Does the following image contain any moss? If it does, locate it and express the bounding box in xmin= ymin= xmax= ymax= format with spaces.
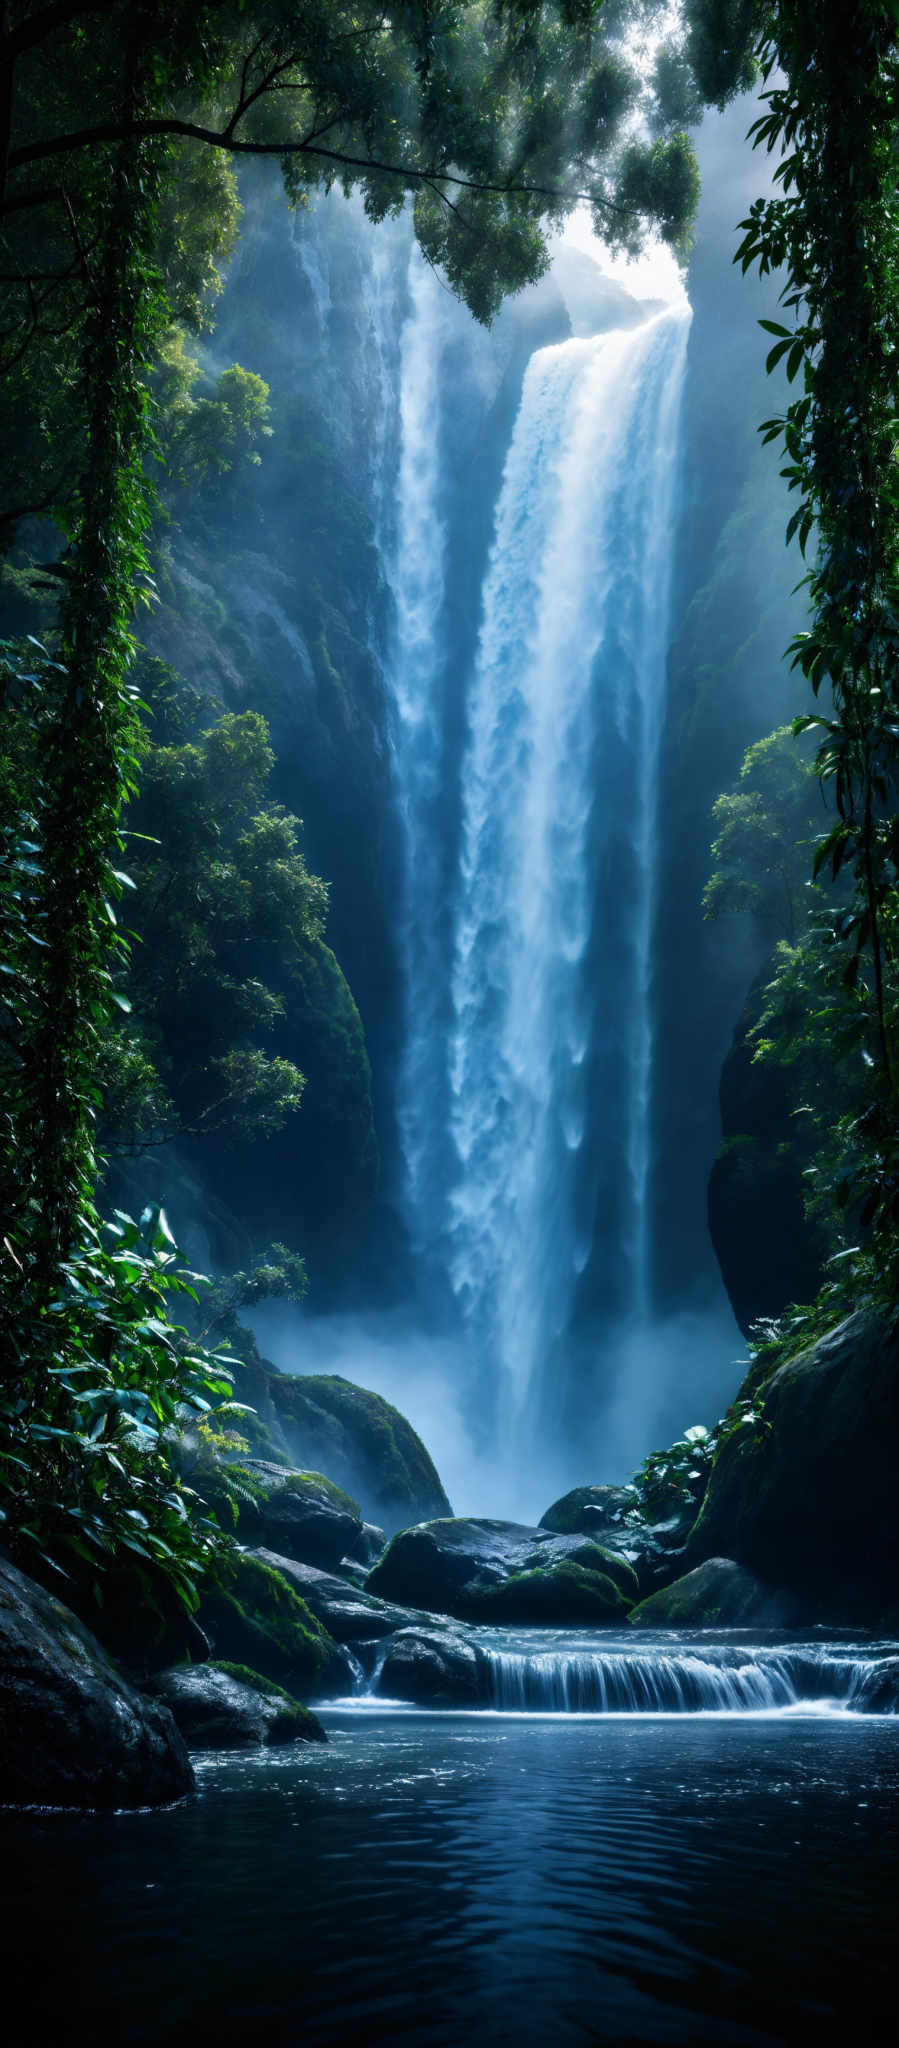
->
xmin=199 ymin=1551 xmax=343 ymax=1697
xmin=195 ymin=1460 xmax=360 ymax=1543
xmin=284 ymin=1470 xmax=360 ymax=1517
xmin=272 ymin=1374 xmax=450 ymax=1524
xmin=473 ymin=1561 xmax=632 ymax=1624
xmin=206 ymin=1660 xmax=325 ymax=1736
xmin=629 ymin=1559 xmax=789 ymax=1628
xmin=208 ymin=1660 xmax=295 ymax=1702
xmin=569 ymin=1544 xmax=640 ymax=1600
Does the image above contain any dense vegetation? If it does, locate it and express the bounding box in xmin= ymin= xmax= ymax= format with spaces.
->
xmin=0 ymin=1 xmax=708 ymax=1609
xmin=1 ymin=0 xmax=898 ymax=1635
xmin=697 ymin=3 xmax=899 ymax=1365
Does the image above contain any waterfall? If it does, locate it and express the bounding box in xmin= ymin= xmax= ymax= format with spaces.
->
xmin=384 ymin=240 xmax=691 ymax=1445
xmin=388 ymin=251 xmax=454 ymax=1261
xmin=447 ymin=307 xmax=691 ymax=1424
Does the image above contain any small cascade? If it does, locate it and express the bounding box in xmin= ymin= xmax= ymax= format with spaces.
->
xmin=482 ymin=1643 xmax=898 ymax=1714
xmin=352 ymin=1634 xmax=899 ymax=1715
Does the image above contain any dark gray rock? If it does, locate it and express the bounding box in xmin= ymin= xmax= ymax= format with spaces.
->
xmin=204 ymin=1459 xmax=362 ymax=1570
xmin=374 ymin=1628 xmax=488 ymax=1707
xmin=628 ymin=1557 xmax=797 ymax=1628
xmin=850 ymin=1657 xmax=899 ymax=1714
xmin=198 ymin=1550 xmax=351 ymax=1696
xmin=0 ymin=1554 xmax=194 ymax=1809
xmin=146 ymin=1663 xmax=326 ymax=1747
xmin=708 ymin=974 xmax=827 ymax=1335
xmin=686 ymin=1308 xmax=899 ymax=1619
xmin=256 ymin=1373 xmax=452 ymax=1533
xmin=344 ymin=1521 xmax=387 ymax=1567
xmin=250 ymin=1547 xmax=420 ymax=1643
xmin=366 ymin=1518 xmax=637 ymax=1623
xmin=539 ymin=1485 xmax=640 ymax=1541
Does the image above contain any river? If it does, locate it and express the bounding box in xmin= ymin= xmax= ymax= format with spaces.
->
xmin=4 ymin=1673 xmax=897 ymax=2046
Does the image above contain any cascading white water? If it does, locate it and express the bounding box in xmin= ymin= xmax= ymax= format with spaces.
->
xmin=381 ymin=229 xmax=693 ymax=1455
xmin=354 ymin=1633 xmax=899 ymax=1714
xmin=388 ymin=252 xmax=453 ymax=1254
xmin=447 ymin=306 xmax=691 ymax=1426
xmin=482 ymin=1643 xmax=896 ymax=1714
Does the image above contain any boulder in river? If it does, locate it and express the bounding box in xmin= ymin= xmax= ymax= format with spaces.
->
xmin=374 ymin=1628 xmax=487 ymax=1707
xmin=685 ymin=1308 xmax=899 ymax=1619
xmin=199 ymin=1459 xmax=362 ymax=1570
xmin=146 ymin=1663 xmax=326 ymax=1748
xmin=0 ymin=1554 xmax=194 ymax=1810
xmin=628 ymin=1557 xmax=797 ymax=1628
xmin=366 ymin=1518 xmax=638 ymax=1622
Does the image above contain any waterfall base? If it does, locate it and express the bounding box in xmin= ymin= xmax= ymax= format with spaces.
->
xmin=346 ymin=1627 xmax=899 ymax=1716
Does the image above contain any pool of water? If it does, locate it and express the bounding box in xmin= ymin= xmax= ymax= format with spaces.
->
xmin=4 ymin=1707 xmax=898 ymax=2046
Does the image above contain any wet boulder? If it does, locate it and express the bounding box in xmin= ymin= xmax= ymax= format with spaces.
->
xmin=374 ymin=1628 xmax=488 ymax=1708
xmin=850 ymin=1657 xmax=899 ymax=1715
xmin=198 ymin=1550 xmax=351 ymax=1697
xmin=258 ymin=1373 xmax=452 ymax=1533
xmin=200 ymin=1460 xmax=362 ymax=1570
xmin=250 ymin=1547 xmax=420 ymax=1643
xmin=0 ymin=1554 xmax=193 ymax=1810
xmin=344 ymin=1521 xmax=387 ymax=1567
xmin=685 ymin=1308 xmax=899 ymax=1620
xmin=146 ymin=1663 xmax=325 ymax=1748
xmin=366 ymin=1518 xmax=638 ymax=1623
xmin=628 ymin=1557 xmax=797 ymax=1628
xmin=539 ymin=1485 xmax=639 ymax=1543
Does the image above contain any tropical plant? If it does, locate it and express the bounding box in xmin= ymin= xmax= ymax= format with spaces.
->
xmin=0 ymin=1201 xmax=234 ymax=1603
xmin=694 ymin=2 xmax=899 ymax=1312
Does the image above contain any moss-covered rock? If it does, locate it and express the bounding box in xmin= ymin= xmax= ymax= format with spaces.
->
xmin=685 ymin=1307 xmax=899 ymax=1620
xmin=628 ymin=1557 xmax=796 ymax=1628
xmin=367 ymin=1518 xmax=637 ymax=1623
xmin=538 ymin=1485 xmax=639 ymax=1540
xmin=473 ymin=1560 xmax=632 ymax=1624
xmin=198 ymin=1551 xmax=349 ymax=1698
xmin=146 ymin=1662 xmax=325 ymax=1748
xmin=249 ymin=1547 xmax=417 ymax=1644
xmin=197 ymin=1459 xmax=362 ymax=1569
xmin=263 ymin=1373 xmax=452 ymax=1533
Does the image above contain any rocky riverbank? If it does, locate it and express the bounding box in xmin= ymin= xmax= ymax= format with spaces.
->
xmin=3 ymin=1307 xmax=897 ymax=1806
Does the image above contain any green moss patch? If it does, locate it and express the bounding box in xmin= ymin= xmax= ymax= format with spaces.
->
xmin=199 ymin=1551 xmax=345 ymax=1698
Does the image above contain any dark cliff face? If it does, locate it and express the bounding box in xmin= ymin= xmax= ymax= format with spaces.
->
xmin=706 ymin=974 xmax=827 ymax=1335
xmin=650 ymin=99 xmax=810 ymax=1322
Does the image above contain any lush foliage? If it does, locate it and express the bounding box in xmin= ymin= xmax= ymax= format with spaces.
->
xmin=0 ymin=1199 xmax=233 ymax=1598
xmin=704 ymin=726 xmax=819 ymax=941
xmin=631 ymin=1423 xmax=716 ymax=1535
xmin=698 ymin=3 xmax=899 ymax=1324
xmin=0 ymin=2 xmax=709 ymax=1595
xmin=98 ymin=672 xmax=327 ymax=1154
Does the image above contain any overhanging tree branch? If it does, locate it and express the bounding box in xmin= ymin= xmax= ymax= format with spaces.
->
xmin=4 ymin=118 xmax=630 ymax=219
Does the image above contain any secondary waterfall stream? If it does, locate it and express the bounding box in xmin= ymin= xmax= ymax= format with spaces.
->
xmin=387 ymin=246 xmax=691 ymax=1446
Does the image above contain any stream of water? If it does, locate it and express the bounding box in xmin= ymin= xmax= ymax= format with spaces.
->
xmin=384 ymin=242 xmax=692 ymax=1457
